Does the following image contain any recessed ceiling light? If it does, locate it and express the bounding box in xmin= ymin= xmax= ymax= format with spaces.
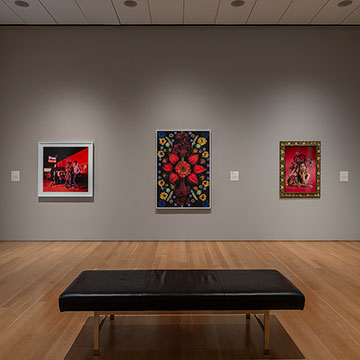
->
xmin=337 ymin=0 xmax=352 ymax=7
xmin=231 ymin=0 xmax=245 ymax=7
xmin=14 ymin=0 xmax=29 ymax=7
xmin=124 ymin=0 xmax=137 ymax=7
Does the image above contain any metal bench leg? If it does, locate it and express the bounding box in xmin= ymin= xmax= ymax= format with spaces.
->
xmin=264 ymin=311 xmax=270 ymax=355
xmin=93 ymin=312 xmax=108 ymax=355
xmin=254 ymin=311 xmax=270 ymax=355
xmin=93 ymin=312 xmax=100 ymax=356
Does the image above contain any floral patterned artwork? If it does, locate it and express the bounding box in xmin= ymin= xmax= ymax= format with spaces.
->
xmin=280 ymin=141 xmax=321 ymax=198
xmin=156 ymin=130 xmax=211 ymax=208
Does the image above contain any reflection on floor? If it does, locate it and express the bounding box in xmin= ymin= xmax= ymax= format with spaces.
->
xmin=65 ymin=314 xmax=304 ymax=360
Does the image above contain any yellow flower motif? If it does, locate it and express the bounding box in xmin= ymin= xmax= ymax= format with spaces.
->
xmin=158 ymin=179 xmax=165 ymax=187
xmin=159 ymin=192 xmax=168 ymax=200
xmin=202 ymin=151 xmax=209 ymax=158
xmin=159 ymin=138 xmax=166 ymax=145
xmin=202 ymin=180 xmax=209 ymax=187
xmin=198 ymin=137 xmax=207 ymax=146
xmin=158 ymin=150 xmax=164 ymax=158
xmin=199 ymin=194 xmax=207 ymax=201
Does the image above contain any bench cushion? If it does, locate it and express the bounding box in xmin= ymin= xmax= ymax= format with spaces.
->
xmin=59 ymin=269 xmax=305 ymax=312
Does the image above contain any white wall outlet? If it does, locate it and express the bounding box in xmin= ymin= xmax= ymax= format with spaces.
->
xmin=230 ymin=171 xmax=239 ymax=182
xmin=339 ymin=171 xmax=349 ymax=182
xmin=11 ymin=170 xmax=20 ymax=182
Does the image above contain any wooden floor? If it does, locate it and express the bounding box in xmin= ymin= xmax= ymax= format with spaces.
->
xmin=0 ymin=241 xmax=359 ymax=360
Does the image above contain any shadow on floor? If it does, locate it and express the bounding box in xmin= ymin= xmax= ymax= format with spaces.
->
xmin=65 ymin=314 xmax=304 ymax=360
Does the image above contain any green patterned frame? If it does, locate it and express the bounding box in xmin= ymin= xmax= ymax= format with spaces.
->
xmin=280 ymin=141 xmax=321 ymax=198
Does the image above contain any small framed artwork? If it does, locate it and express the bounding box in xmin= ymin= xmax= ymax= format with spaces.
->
xmin=280 ymin=141 xmax=321 ymax=198
xmin=38 ymin=142 xmax=93 ymax=197
xmin=156 ymin=130 xmax=211 ymax=209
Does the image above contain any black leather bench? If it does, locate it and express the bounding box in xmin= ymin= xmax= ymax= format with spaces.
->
xmin=59 ymin=269 xmax=305 ymax=355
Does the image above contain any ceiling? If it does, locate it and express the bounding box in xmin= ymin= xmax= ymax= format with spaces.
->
xmin=0 ymin=0 xmax=360 ymax=25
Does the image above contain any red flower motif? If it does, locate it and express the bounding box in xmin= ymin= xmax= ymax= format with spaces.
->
xmin=163 ymin=163 xmax=173 ymax=172
xmin=188 ymin=154 xmax=198 ymax=165
xmin=169 ymin=154 xmax=179 ymax=164
xmin=163 ymin=153 xmax=206 ymax=185
xmin=169 ymin=173 xmax=179 ymax=183
xmin=188 ymin=173 xmax=199 ymax=184
xmin=175 ymin=161 xmax=191 ymax=178
xmin=194 ymin=164 xmax=207 ymax=174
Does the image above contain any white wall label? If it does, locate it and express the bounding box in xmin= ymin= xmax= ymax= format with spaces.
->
xmin=230 ymin=171 xmax=239 ymax=182
xmin=340 ymin=171 xmax=349 ymax=182
xmin=11 ymin=170 xmax=20 ymax=182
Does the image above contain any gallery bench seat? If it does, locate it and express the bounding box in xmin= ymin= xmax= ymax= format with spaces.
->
xmin=59 ymin=269 xmax=305 ymax=355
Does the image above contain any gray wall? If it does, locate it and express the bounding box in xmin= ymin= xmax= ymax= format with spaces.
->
xmin=0 ymin=26 xmax=359 ymax=241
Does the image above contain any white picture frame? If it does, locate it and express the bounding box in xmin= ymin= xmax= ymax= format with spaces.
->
xmin=38 ymin=142 xmax=94 ymax=198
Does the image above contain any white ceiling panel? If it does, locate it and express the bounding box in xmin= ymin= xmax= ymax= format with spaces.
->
xmin=1 ymin=0 xmax=360 ymax=25
xmin=76 ymin=0 xmax=119 ymax=24
xmin=342 ymin=4 xmax=360 ymax=23
xmin=247 ymin=0 xmax=292 ymax=24
xmin=2 ymin=0 xmax=56 ymax=24
xmin=113 ymin=0 xmax=151 ymax=24
xmin=0 ymin=0 xmax=24 ymax=23
xmin=216 ymin=0 xmax=256 ymax=24
xmin=41 ymin=0 xmax=87 ymax=24
xmin=311 ymin=0 xmax=360 ymax=24
xmin=149 ymin=0 xmax=183 ymax=24
xmin=279 ymin=0 xmax=329 ymax=24
xmin=184 ymin=0 xmax=218 ymax=24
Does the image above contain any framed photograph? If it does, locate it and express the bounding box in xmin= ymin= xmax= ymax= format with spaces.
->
xmin=156 ymin=130 xmax=211 ymax=209
xmin=280 ymin=141 xmax=321 ymax=198
xmin=38 ymin=142 xmax=93 ymax=197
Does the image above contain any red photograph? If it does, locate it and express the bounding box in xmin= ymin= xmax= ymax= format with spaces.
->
xmin=38 ymin=142 xmax=93 ymax=197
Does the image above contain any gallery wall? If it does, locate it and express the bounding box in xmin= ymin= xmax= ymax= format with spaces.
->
xmin=0 ymin=26 xmax=359 ymax=241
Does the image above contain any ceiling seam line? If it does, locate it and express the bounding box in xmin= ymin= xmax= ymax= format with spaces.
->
xmin=340 ymin=3 xmax=360 ymax=24
xmin=308 ymin=0 xmax=332 ymax=24
xmin=38 ymin=0 xmax=58 ymax=24
xmin=73 ymin=0 xmax=89 ymax=23
xmin=246 ymin=0 xmax=259 ymax=25
xmin=110 ymin=0 xmax=121 ymax=25
xmin=213 ymin=0 xmax=222 ymax=25
xmin=182 ymin=0 xmax=185 ymax=24
xmin=1 ymin=0 xmax=27 ymax=24
xmin=277 ymin=0 xmax=295 ymax=24
xmin=146 ymin=0 xmax=153 ymax=24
